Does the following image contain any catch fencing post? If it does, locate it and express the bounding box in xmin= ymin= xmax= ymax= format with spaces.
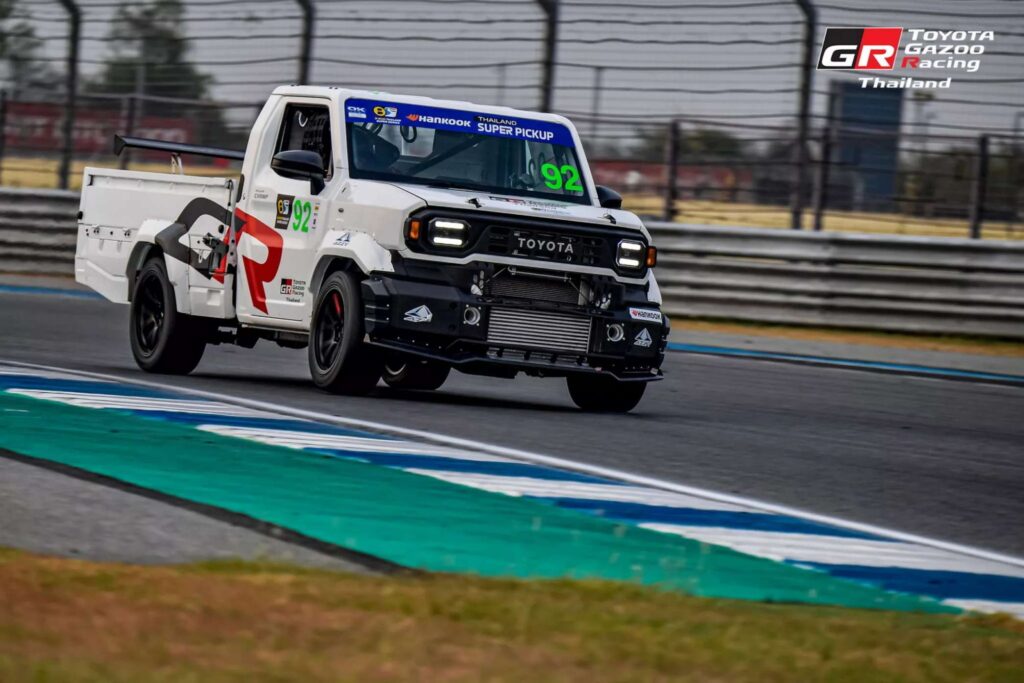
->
xmin=969 ymin=134 xmax=990 ymax=239
xmin=0 ymin=90 xmax=7 ymax=185
xmin=590 ymin=66 xmax=604 ymax=139
xmin=56 ymin=0 xmax=81 ymax=191
xmin=295 ymin=0 xmax=315 ymax=84
xmin=663 ymin=119 xmax=680 ymax=222
xmin=536 ymin=0 xmax=560 ymax=112
xmin=789 ymin=0 xmax=817 ymax=230
xmin=812 ymin=90 xmax=837 ymax=232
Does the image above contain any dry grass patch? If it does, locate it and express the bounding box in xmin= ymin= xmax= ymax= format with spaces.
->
xmin=622 ymin=195 xmax=1024 ymax=241
xmin=0 ymin=548 xmax=1022 ymax=682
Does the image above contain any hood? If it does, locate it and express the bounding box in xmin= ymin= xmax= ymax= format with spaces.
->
xmin=390 ymin=183 xmax=648 ymax=236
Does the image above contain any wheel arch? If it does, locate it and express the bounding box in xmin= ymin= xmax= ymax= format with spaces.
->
xmin=310 ymin=255 xmax=364 ymax=300
xmin=125 ymin=242 xmax=162 ymax=301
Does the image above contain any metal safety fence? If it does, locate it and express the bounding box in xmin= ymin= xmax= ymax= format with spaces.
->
xmin=1 ymin=0 xmax=1022 ymax=239
xmin=3 ymin=188 xmax=1021 ymax=338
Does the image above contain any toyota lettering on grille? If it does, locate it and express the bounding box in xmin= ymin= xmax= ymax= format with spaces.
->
xmin=512 ymin=231 xmax=577 ymax=262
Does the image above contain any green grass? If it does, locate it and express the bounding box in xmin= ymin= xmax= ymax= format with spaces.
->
xmin=1 ymin=549 xmax=1021 ymax=682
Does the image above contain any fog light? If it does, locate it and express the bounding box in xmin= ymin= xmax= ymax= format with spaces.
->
xmin=463 ymin=305 xmax=482 ymax=326
xmin=606 ymin=322 xmax=625 ymax=342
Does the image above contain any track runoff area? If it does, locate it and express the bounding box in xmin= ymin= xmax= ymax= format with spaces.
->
xmin=1 ymin=360 xmax=1022 ymax=617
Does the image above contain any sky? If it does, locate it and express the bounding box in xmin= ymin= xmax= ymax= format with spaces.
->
xmin=9 ymin=0 xmax=1024 ymax=152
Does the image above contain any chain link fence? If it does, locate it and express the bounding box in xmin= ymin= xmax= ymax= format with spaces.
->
xmin=1 ymin=0 xmax=1021 ymax=238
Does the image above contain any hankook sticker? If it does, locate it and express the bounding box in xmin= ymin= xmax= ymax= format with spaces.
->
xmin=629 ymin=307 xmax=662 ymax=323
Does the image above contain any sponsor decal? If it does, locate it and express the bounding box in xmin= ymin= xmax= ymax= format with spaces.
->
xmin=629 ymin=307 xmax=662 ymax=323
xmin=274 ymin=195 xmax=294 ymax=230
xmin=344 ymin=98 xmax=575 ymax=147
xmin=817 ymin=26 xmax=994 ymax=89
xmin=372 ymin=105 xmax=398 ymax=118
xmin=334 ymin=231 xmax=351 ymax=246
xmin=633 ymin=328 xmax=653 ymax=348
xmin=275 ymin=195 xmax=316 ymax=232
xmin=407 ymin=113 xmax=472 ymax=128
xmin=487 ymin=195 xmax=571 ymax=214
xmin=279 ymin=277 xmax=307 ymax=302
xmin=404 ymin=305 xmax=433 ymax=323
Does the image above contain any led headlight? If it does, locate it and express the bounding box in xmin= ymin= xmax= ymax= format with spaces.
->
xmin=429 ymin=218 xmax=468 ymax=248
xmin=616 ymin=239 xmax=645 ymax=269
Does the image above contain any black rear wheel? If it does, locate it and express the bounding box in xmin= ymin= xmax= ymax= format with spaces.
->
xmin=382 ymin=356 xmax=451 ymax=391
xmin=308 ymin=271 xmax=383 ymax=395
xmin=129 ymin=258 xmax=206 ymax=374
xmin=566 ymin=374 xmax=647 ymax=413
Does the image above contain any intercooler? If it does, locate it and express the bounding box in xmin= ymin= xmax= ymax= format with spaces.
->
xmin=486 ymin=308 xmax=592 ymax=353
xmin=485 ymin=270 xmax=581 ymax=305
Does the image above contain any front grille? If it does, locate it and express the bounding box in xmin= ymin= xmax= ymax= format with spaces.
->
xmin=486 ymin=226 xmax=606 ymax=267
xmin=486 ymin=272 xmax=580 ymax=305
xmin=486 ymin=308 xmax=592 ymax=353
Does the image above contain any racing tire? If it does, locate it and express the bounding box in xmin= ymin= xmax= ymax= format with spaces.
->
xmin=308 ymin=271 xmax=383 ymax=395
xmin=382 ymin=356 xmax=451 ymax=391
xmin=129 ymin=257 xmax=207 ymax=375
xmin=566 ymin=374 xmax=647 ymax=413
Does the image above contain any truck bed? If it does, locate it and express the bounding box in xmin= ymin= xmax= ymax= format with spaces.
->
xmin=76 ymin=167 xmax=236 ymax=304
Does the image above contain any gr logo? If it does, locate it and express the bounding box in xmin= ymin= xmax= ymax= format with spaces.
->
xmin=817 ymin=27 xmax=903 ymax=70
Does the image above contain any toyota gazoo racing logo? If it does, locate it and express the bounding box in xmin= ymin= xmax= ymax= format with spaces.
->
xmin=817 ymin=27 xmax=903 ymax=70
xmin=816 ymin=27 xmax=994 ymax=89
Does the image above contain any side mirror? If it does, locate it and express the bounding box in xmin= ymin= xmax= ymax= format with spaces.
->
xmin=596 ymin=184 xmax=622 ymax=210
xmin=271 ymin=150 xmax=325 ymax=195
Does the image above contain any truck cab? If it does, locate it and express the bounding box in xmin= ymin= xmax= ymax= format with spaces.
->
xmin=75 ymin=86 xmax=668 ymax=412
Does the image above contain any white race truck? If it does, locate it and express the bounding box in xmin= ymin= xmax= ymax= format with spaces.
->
xmin=76 ymin=86 xmax=668 ymax=412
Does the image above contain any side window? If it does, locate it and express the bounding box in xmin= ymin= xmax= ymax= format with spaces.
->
xmin=275 ymin=104 xmax=333 ymax=180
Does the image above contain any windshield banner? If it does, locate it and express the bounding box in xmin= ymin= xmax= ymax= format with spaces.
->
xmin=344 ymin=98 xmax=575 ymax=147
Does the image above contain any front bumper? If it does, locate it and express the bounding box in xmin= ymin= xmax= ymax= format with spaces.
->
xmin=361 ymin=272 xmax=668 ymax=381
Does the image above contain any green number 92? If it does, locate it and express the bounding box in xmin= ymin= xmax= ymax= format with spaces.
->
xmin=540 ymin=163 xmax=583 ymax=192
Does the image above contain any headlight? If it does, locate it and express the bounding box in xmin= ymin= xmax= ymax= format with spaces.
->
xmin=429 ymin=218 xmax=468 ymax=248
xmin=616 ymin=239 xmax=645 ymax=269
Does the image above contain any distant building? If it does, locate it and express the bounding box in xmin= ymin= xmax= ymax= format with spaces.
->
xmin=830 ymin=82 xmax=904 ymax=211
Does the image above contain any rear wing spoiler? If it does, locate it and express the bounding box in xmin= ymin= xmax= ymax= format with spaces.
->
xmin=113 ymin=135 xmax=245 ymax=161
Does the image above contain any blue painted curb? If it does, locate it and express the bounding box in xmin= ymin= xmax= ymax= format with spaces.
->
xmin=669 ymin=342 xmax=1024 ymax=385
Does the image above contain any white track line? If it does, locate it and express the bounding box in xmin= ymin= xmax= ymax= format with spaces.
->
xmin=4 ymin=358 xmax=1024 ymax=570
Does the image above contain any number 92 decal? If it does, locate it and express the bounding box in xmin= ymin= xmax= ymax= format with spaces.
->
xmin=540 ymin=163 xmax=583 ymax=193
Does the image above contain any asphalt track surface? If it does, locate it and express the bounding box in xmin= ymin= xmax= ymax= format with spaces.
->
xmin=2 ymin=290 xmax=1023 ymax=557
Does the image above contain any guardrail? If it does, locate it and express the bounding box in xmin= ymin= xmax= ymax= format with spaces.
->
xmin=647 ymin=222 xmax=1024 ymax=338
xmin=0 ymin=188 xmax=79 ymax=274
xmin=2 ymin=189 xmax=1023 ymax=338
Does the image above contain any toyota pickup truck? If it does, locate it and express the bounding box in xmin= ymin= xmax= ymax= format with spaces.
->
xmin=75 ymin=86 xmax=668 ymax=412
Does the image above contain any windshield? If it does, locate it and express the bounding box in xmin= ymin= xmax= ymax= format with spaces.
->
xmin=344 ymin=98 xmax=591 ymax=205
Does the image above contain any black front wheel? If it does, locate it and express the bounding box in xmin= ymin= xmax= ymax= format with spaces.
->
xmin=382 ymin=355 xmax=451 ymax=391
xmin=308 ymin=271 xmax=383 ymax=395
xmin=566 ymin=374 xmax=647 ymax=413
xmin=129 ymin=257 xmax=207 ymax=374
